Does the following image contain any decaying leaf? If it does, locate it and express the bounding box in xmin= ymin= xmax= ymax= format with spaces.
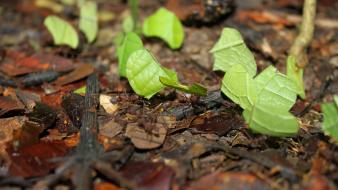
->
xmin=121 ymin=161 xmax=174 ymax=190
xmin=100 ymin=94 xmax=119 ymax=114
xmin=54 ymin=64 xmax=94 ymax=86
xmin=99 ymin=120 xmax=123 ymax=138
xmin=8 ymin=141 xmax=69 ymax=177
xmin=186 ymin=172 xmax=269 ymax=190
xmin=125 ymin=123 xmax=167 ymax=149
xmin=0 ymin=116 xmax=27 ymax=144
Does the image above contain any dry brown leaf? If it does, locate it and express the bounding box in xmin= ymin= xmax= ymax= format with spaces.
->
xmin=54 ymin=64 xmax=94 ymax=86
xmin=100 ymin=94 xmax=119 ymax=114
xmin=0 ymin=116 xmax=27 ymax=144
xmin=125 ymin=123 xmax=167 ymax=149
xmin=99 ymin=120 xmax=123 ymax=138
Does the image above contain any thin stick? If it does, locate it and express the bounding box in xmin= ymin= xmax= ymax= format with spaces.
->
xmin=289 ymin=0 xmax=317 ymax=69
xmin=77 ymin=73 xmax=102 ymax=155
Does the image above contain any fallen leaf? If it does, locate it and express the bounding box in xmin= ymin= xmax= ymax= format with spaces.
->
xmin=94 ymin=182 xmax=121 ymax=190
xmin=61 ymin=93 xmax=85 ymax=129
xmin=186 ymin=172 xmax=269 ymax=190
xmin=0 ymin=51 xmax=75 ymax=77
xmin=64 ymin=132 xmax=80 ymax=148
xmin=100 ymin=94 xmax=119 ymax=114
xmin=54 ymin=64 xmax=94 ymax=86
xmin=8 ymin=140 xmax=69 ymax=177
xmin=27 ymin=103 xmax=57 ymax=129
xmin=16 ymin=90 xmax=41 ymax=110
xmin=99 ymin=120 xmax=123 ymax=138
xmin=125 ymin=123 xmax=167 ymax=149
xmin=0 ymin=95 xmax=25 ymax=116
xmin=121 ymin=162 xmax=174 ymax=190
xmin=0 ymin=116 xmax=27 ymax=144
xmin=190 ymin=112 xmax=242 ymax=136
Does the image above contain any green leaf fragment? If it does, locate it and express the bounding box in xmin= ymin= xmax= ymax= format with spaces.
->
xmin=118 ymin=32 xmax=143 ymax=77
xmin=286 ymin=55 xmax=305 ymax=99
xmin=74 ymin=86 xmax=86 ymax=94
xmin=159 ymin=76 xmax=207 ymax=96
xmin=210 ymin=28 xmax=257 ymax=77
xmin=243 ymin=105 xmax=299 ymax=137
xmin=126 ymin=49 xmax=172 ymax=99
xmin=245 ymin=66 xmax=298 ymax=136
xmin=122 ymin=16 xmax=134 ymax=33
xmin=254 ymin=66 xmax=298 ymax=111
xmin=321 ymin=96 xmax=338 ymax=140
xmin=221 ymin=65 xmax=299 ymax=136
xmin=79 ymin=1 xmax=98 ymax=43
xmin=221 ymin=64 xmax=256 ymax=110
xmin=334 ymin=96 xmax=338 ymax=106
xmin=143 ymin=7 xmax=184 ymax=49
xmin=44 ymin=15 xmax=79 ymax=49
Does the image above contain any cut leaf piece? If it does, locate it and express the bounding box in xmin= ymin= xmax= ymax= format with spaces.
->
xmin=286 ymin=55 xmax=305 ymax=99
xmin=126 ymin=49 xmax=171 ymax=99
xmin=117 ymin=32 xmax=143 ymax=77
xmin=159 ymin=76 xmax=207 ymax=96
xmin=74 ymin=86 xmax=86 ymax=94
xmin=44 ymin=16 xmax=79 ymax=49
xmin=254 ymin=66 xmax=298 ymax=111
xmin=321 ymin=97 xmax=338 ymax=140
xmin=221 ymin=64 xmax=256 ymax=110
xmin=143 ymin=7 xmax=184 ymax=49
xmin=79 ymin=1 xmax=98 ymax=43
xmin=243 ymin=105 xmax=299 ymax=137
xmin=122 ymin=15 xmax=134 ymax=33
xmin=210 ymin=28 xmax=256 ymax=77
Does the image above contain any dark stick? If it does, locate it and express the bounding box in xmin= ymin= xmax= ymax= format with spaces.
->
xmin=76 ymin=73 xmax=103 ymax=156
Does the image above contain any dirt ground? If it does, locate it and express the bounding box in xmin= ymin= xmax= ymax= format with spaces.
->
xmin=0 ymin=0 xmax=337 ymax=189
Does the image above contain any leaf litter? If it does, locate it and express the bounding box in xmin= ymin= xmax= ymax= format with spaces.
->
xmin=0 ymin=0 xmax=337 ymax=190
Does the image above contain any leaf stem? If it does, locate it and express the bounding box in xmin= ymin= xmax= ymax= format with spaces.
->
xmin=289 ymin=0 xmax=317 ymax=69
xmin=128 ymin=0 xmax=138 ymax=30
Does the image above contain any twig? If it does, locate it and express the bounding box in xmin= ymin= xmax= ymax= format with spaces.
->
xmin=76 ymin=73 xmax=103 ymax=155
xmin=289 ymin=0 xmax=317 ymax=69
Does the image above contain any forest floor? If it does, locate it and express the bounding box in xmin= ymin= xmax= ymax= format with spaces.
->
xmin=0 ymin=0 xmax=337 ymax=189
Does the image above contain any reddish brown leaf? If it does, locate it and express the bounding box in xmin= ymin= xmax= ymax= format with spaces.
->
xmin=94 ymin=183 xmax=121 ymax=190
xmin=33 ymin=54 xmax=75 ymax=72
xmin=237 ymin=10 xmax=292 ymax=27
xmin=40 ymin=81 xmax=85 ymax=108
xmin=300 ymin=175 xmax=330 ymax=190
xmin=190 ymin=112 xmax=242 ymax=136
xmin=121 ymin=162 xmax=174 ymax=190
xmin=166 ymin=0 xmax=205 ymax=21
xmin=8 ymin=140 xmax=69 ymax=177
xmin=186 ymin=172 xmax=269 ymax=190
xmin=0 ymin=60 xmax=38 ymax=76
xmin=1 ymin=51 xmax=75 ymax=77
xmin=0 ymin=96 xmax=25 ymax=116
xmin=54 ymin=64 xmax=94 ymax=86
